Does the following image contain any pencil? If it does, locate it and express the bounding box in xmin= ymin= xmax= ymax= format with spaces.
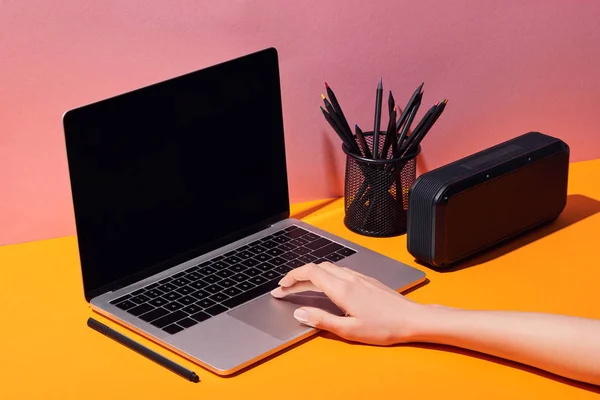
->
xmin=320 ymin=106 xmax=358 ymax=154
xmin=372 ymin=78 xmax=383 ymax=159
xmin=388 ymin=90 xmax=395 ymax=116
xmin=380 ymin=105 xmax=397 ymax=159
xmin=354 ymin=124 xmax=372 ymax=159
xmin=325 ymin=83 xmax=352 ymax=140
xmin=396 ymin=92 xmax=422 ymax=151
xmin=403 ymin=99 xmax=448 ymax=155
xmin=322 ymin=94 xmax=359 ymax=153
xmin=396 ymin=82 xmax=424 ymax=132
xmin=399 ymin=102 xmax=438 ymax=156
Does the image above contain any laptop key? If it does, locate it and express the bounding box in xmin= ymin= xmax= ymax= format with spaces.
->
xmin=247 ymin=245 xmax=267 ymax=254
xmin=266 ymin=248 xmax=284 ymax=257
xmin=173 ymin=271 xmax=187 ymax=278
xmin=178 ymin=318 xmax=198 ymax=328
xmin=237 ymin=251 xmax=254 ymax=260
xmin=243 ymin=267 xmax=262 ymax=277
xmin=249 ymin=275 xmax=268 ymax=285
xmin=132 ymin=288 xmax=146 ymax=296
xmin=236 ymin=281 xmax=255 ymax=292
xmin=240 ymin=258 xmax=260 ymax=267
xmin=163 ymin=292 xmax=182 ymax=301
xmin=273 ymin=235 xmax=291 ymax=244
xmin=189 ymin=280 xmax=207 ymax=290
xmin=303 ymin=232 xmax=320 ymax=241
xmin=311 ymin=242 xmax=344 ymax=258
xmin=286 ymin=228 xmax=309 ymax=238
xmin=249 ymin=240 xmax=262 ymax=247
xmin=110 ymin=294 xmax=132 ymax=305
xmin=184 ymin=266 xmax=199 ymax=273
xmin=182 ymin=304 xmax=202 ymax=314
xmin=261 ymin=240 xmax=278 ymax=249
xmin=115 ymin=300 xmax=136 ymax=310
xmin=255 ymin=253 xmax=272 ymax=262
xmin=197 ymin=298 xmax=216 ymax=308
xmin=163 ymin=324 xmax=184 ymax=334
xmin=157 ymin=283 xmax=177 ymax=293
xmin=129 ymin=303 xmax=154 ymax=316
xmin=305 ymin=238 xmax=333 ymax=250
xmin=289 ymin=237 xmax=310 ymax=246
xmin=131 ymin=294 xmax=151 ymax=304
xmin=269 ymin=257 xmax=286 ymax=266
xmin=216 ymin=269 xmax=235 ymax=278
xmin=209 ymin=293 xmax=229 ymax=303
xmin=279 ymin=243 xmax=296 ymax=251
xmin=274 ymin=230 xmax=286 ymax=236
xmin=145 ymin=289 xmax=164 ymax=299
xmin=231 ymin=273 xmax=249 ymax=283
xmin=262 ymin=270 xmax=279 ymax=280
xmin=223 ymin=255 xmax=242 ymax=265
xmin=223 ymin=287 xmax=243 ymax=297
xmin=205 ymin=284 xmax=224 ymax=294
xmin=224 ymin=250 xmax=237 ymax=257
xmin=179 ymin=296 xmax=196 ymax=305
xmin=149 ymin=297 xmax=168 ymax=307
xmin=198 ymin=266 xmax=217 ymax=275
xmin=280 ymin=251 xmax=299 ymax=261
xmin=164 ymin=302 xmax=184 ymax=311
xmin=190 ymin=311 xmax=211 ymax=322
xmin=285 ymin=259 xmax=305 ymax=269
xmin=218 ymin=278 xmax=237 ymax=288
xmin=297 ymin=254 xmax=318 ymax=264
xmin=338 ymin=248 xmax=357 ymax=257
xmin=273 ymin=265 xmax=293 ymax=275
xmin=185 ymin=272 xmax=202 ymax=281
xmin=293 ymin=247 xmax=312 ymax=256
xmin=151 ymin=311 xmax=187 ymax=328
xmin=325 ymin=253 xmax=345 ymax=262
xmin=139 ymin=308 xmax=169 ymax=323
xmin=175 ymin=286 xmax=194 ymax=295
xmin=228 ymin=264 xmax=245 ymax=273
xmin=202 ymin=275 xmax=222 ymax=284
xmin=158 ymin=277 xmax=172 ymax=284
xmin=255 ymin=262 xmax=275 ymax=272
xmin=190 ymin=289 xmax=210 ymax=300
xmin=284 ymin=225 xmax=299 ymax=232
xmin=205 ymin=304 xmax=228 ymax=316
xmin=223 ymin=278 xmax=280 ymax=309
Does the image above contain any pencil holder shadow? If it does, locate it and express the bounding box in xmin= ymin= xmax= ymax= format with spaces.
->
xmin=342 ymin=132 xmax=420 ymax=237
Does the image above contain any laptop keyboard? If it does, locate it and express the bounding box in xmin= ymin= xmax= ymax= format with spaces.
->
xmin=109 ymin=225 xmax=357 ymax=334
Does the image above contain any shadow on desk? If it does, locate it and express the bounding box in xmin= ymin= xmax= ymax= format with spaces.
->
xmin=436 ymin=194 xmax=600 ymax=273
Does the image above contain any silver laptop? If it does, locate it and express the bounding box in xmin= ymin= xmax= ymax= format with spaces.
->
xmin=63 ymin=47 xmax=426 ymax=376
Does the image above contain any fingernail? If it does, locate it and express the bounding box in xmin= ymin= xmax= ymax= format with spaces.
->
xmin=293 ymin=309 xmax=310 ymax=324
xmin=270 ymin=287 xmax=283 ymax=298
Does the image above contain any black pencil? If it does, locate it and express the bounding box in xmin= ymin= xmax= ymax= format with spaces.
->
xmin=322 ymin=94 xmax=359 ymax=153
xmin=404 ymin=99 xmax=447 ymax=155
xmin=380 ymin=105 xmax=397 ymax=159
xmin=354 ymin=124 xmax=372 ymax=159
xmin=399 ymin=102 xmax=438 ymax=156
xmin=396 ymin=82 xmax=424 ymax=132
xmin=372 ymin=78 xmax=383 ymax=159
xmin=388 ymin=90 xmax=395 ymax=116
xmin=396 ymin=92 xmax=422 ymax=151
xmin=325 ymin=83 xmax=352 ymax=139
xmin=321 ymin=106 xmax=359 ymax=154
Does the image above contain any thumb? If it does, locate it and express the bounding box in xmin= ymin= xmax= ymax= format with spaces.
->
xmin=293 ymin=307 xmax=355 ymax=336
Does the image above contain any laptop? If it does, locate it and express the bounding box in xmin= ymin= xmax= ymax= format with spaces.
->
xmin=63 ymin=47 xmax=426 ymax=376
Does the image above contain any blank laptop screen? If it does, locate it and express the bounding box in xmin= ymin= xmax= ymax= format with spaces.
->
xmin=63 ymin=48 xmax=289 ymax=299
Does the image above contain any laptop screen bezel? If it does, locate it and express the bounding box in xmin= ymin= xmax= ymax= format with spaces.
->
xmin=62 ymin=47 xmax=290 ymax=302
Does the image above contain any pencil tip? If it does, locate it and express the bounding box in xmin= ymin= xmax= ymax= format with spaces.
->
xmin=325 ymin=82 xmax=329 ymax=88
xmin=321 ymin=94 xmax=326 ymax=100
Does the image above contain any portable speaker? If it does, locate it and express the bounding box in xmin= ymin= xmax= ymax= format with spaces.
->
xmin=406 ymin=131 xmax=569 ymax=269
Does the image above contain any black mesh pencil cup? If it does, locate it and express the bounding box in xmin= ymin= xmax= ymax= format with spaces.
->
xmin=343 ymin=132 xmax=419 ymax=237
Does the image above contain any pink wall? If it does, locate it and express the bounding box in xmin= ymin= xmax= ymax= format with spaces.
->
xmin=2 ymin=0 xmax=600 ymax=246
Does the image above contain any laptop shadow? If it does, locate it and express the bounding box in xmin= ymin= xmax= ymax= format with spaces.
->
xmin=419 ymin=194 xmax=600 ymax=273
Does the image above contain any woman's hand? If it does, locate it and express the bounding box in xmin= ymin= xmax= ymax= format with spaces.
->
xmin=270 ymin=262 xmax=430 ymax=346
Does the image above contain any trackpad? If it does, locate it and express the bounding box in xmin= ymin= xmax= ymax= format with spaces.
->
xmin=227 ymin=292 xmax=343 ymax=341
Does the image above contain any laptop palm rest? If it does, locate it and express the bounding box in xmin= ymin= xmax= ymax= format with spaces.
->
xmin=227 ymin=292 xmax=343 ymax=341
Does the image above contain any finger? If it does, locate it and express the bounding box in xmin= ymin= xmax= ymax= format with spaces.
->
xmin=270 ymin=282 xmax=322 ymax=298
xmin=315 ymin=262 xmax=358 ymax=280
xmin=278 ymin=263 xmax=346 ymax=303
xmin=293 ymin=306 xmax=356 ymax=338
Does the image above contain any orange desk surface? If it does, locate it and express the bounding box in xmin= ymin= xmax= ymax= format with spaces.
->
xmin=2 ymin=159 xmax=600 ymax=399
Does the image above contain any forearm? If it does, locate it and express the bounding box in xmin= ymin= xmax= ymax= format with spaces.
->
xmin=409 ymin=306 xmax=600 ymax=386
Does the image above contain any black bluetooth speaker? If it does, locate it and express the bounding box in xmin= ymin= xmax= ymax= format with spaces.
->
xmin=406 ymin=132 xmax=569 ymax=269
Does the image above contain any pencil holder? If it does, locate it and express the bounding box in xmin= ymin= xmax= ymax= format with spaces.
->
xmin=342 ymin=131 xmax=419 ymax=237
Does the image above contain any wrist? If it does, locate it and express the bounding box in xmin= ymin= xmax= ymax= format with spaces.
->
xmin=401 ymin=303 xmax=459 ymax=343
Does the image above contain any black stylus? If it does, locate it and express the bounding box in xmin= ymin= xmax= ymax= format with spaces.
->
xmin=87 ymin=317 xmax=200 ymax=383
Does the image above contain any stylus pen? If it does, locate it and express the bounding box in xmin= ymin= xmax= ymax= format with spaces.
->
xmin=87 ymin=317 xmax=200 ymax=383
